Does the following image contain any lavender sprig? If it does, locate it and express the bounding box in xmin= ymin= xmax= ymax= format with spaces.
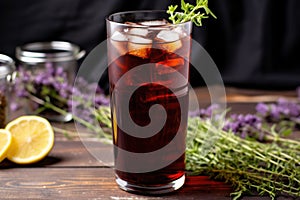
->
xmin=192 ymin=98 xmax=300 ymax=142
xmin=14 ymin=63 xmax=110 ymax=139
xmin=15 ymin=63 xmax=72 ymax=113
xmin=223 ymin=114 xmax=265 ymax=141
xmin=256 ymin=98 xmax=300 ymax=130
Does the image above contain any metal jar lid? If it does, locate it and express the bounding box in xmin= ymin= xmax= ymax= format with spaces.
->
xmin=16 ymin=41 xmax=86 ymax=64
xmin=0 ymin=54 xmax=16 ymax=79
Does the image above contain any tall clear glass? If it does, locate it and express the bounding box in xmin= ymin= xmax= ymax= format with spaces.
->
xmin=106 ymin=10 xmax=192 ymax=194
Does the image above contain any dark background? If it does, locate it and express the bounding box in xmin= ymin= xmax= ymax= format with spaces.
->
xmin=1 ymin=0 xmax=299 ymax=90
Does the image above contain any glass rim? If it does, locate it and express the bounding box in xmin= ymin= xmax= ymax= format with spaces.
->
xmin=106 ymin=10 xmax=191 ymax=27
xmin=0 ymin=54 xmax=15 ymax=79
xmin=15 ymin=41 xmax=86 ymax=63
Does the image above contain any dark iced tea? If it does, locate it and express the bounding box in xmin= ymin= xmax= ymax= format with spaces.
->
xmin=107 ymin=11 xmax=192 ymax=194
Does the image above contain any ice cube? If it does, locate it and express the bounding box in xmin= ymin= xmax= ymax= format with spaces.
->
xmin=128 ymin=35 xmax=152 ymax=44
xmin=128 ymin=28 xmax=148 ymax=37
xmin=156 ymin=30 xmax=182 ymax=52
xmin=138 ymin=19 xmax=169 ymax=26
xmin=157 ymin=30 xmax=180 ymax=42
xmin=110 ymin=31 xmax=128 ymax=56
xmin=173 ymin=27 xmax=187 ymax=37
xmin=139 ymin=20 xmax=170 ymax=31
xmin=111 ymin=31 xmax=128 ymax=41
xmin=128 ymin=35 xmax=152 ymax=59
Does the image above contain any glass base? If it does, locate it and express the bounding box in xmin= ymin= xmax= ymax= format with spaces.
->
xmin=115 ymin=174 xmax=185 ymax=195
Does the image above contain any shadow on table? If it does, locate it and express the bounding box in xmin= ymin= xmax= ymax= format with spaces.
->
xmin=0 ymin=156 xmax=62 ymax=169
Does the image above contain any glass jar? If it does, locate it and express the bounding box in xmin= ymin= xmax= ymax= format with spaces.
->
xmin=0 ymin=54 xmax=16 ymax=127
xmin=16 ymin=41 xmax=86 ymax=122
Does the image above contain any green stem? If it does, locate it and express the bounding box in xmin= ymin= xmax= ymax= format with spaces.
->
xmin=182 ymin=5 xmax=201 ymax=22
xmin=42 ymin=102 xmax=111 ymax=140
xmin=266 ymin=135 xmax=300 ymax=147
xmin=211 ymin=168 xmax=299 ymax=193
xmin=248 ymin=164 xmax=300 ymax=184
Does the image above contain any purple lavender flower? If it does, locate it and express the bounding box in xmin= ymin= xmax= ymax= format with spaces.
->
xmin=190 ymin=104 xmax=266 ymax=140
xmin=45 ymin=62 xmax=55 ymax=75
xmin=95 ymin=95 xmax=110 ymax=106
xmin=189 ymin=104 xmax=220 ymax=118
xmin=256 ymin=103 xmax=269 ymax=116
xmin=223 ymin=113 xmax=263 ymax=140
xmin=277 ymin=98 xmax=300 ymax=117
xmin=15 ymin=63 xmax=109 ymax=119
xmin=21 ymin=70 xmax=31 ymax=82
xmin=188 ymin=109 xmax=201 ymax=118
xmin=256 ymin=98 xmax=300 ymax=124
xmin=10 ymin=101 xmax=20 ymax=111
xmin=55 ymin=67 xmax=64 ymax=76
xmin=34 ymin=73 xmax=45 ymax=84
xmin=270 ymin=104 xmax=281 ymax=120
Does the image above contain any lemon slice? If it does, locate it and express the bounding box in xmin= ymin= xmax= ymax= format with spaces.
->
xmin=0 ymin=129 xmax=12 ymax=163
xmin=5 ymin=116 xmax=54 ymax=164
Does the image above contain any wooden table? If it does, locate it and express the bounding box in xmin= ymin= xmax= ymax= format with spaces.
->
xmin=0 ymin=87 xmax=298 ymax=200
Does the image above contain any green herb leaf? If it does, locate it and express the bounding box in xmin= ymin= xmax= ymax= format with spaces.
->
xmin=167 ymin=0 xmax=216 ymax=26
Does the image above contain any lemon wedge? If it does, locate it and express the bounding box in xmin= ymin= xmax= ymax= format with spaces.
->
xmin=5 ymin=116 xmax=54 ymax=164
xmin=0 ymin=129 xmax=12 ymax=162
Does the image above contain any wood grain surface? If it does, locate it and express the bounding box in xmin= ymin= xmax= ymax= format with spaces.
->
xmin=0 ymin=140 xmax=294 ymax=200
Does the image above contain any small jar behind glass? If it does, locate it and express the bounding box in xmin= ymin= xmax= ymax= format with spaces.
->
xmin=0 ymin=54 xmax=16 ymax=128
xmin=16 ymin=41 xmax=85 ymax=122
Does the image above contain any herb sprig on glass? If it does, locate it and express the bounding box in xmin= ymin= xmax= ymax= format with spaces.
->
xmin=167 ymin=0 xmax=216 ymax=26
